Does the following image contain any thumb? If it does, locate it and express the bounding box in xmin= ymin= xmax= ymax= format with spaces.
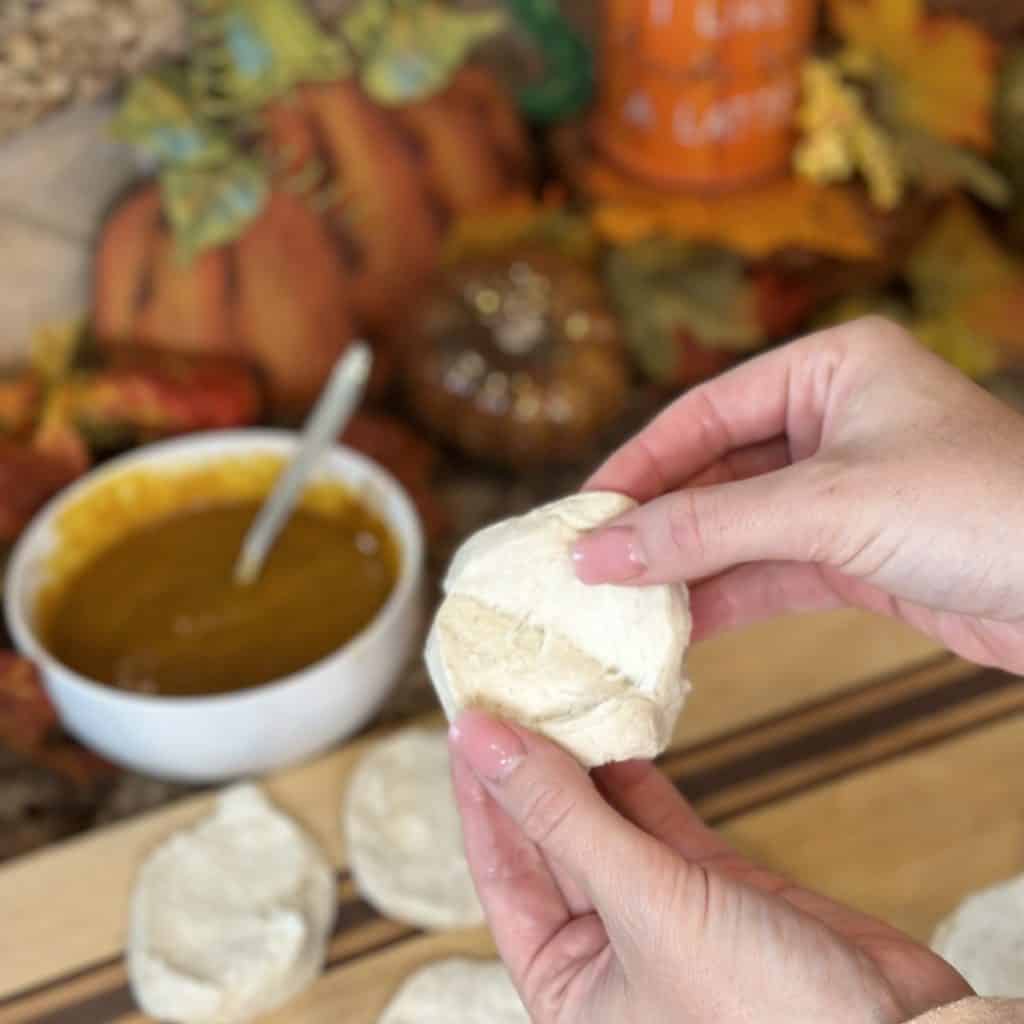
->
xmin=574 ymin=465 xmax=844 ymax=585
xmin=450 ymin=710 xmax=676 ymax=940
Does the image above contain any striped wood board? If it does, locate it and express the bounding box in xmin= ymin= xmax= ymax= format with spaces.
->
xmin=1 ymin=609 xmax=1022 ymax=1023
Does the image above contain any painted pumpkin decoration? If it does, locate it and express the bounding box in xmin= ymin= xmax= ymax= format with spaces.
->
xmin=261 ymin=68 xmax=533 ymax=333
xmin=591 ymin=0 xmax=819 ymax=190
xmin=93 ymin=67 xmax=533 ymax=418
xmin=401 ymin=244 xmax=629 ymax=467
xmin=94 ymin=187 xmax=352 ymax=420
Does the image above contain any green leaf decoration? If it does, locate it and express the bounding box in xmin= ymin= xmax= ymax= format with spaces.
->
xmin=895 ymin=126 xmax=1010 ymax=208
xmin=344 ymin=0 xmax=505 ymax=104
xmin=112 ymin=69 xmax=234 ymax=167
xmin=341 ymin=0 xmax=392 ymax=58
xmin=997 ymin=45 xmax=1024 ymax=219
xmin=161 ymin=156 xmax=270 ymax=261
xmin=605 ymin=241 xmax=762 ymax=385
xmin=193 ymin=0 xmax=350 ymax=113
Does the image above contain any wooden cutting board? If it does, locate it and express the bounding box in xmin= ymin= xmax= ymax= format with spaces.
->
xmin=2 ymin=609 xmax=1022 ymax=1024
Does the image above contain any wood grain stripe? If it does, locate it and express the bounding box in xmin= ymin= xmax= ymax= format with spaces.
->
xmin=698 ymin=668 xmax=1024 ymax=824
xmin=6 ymin=659 xmax=1019 ymax=1023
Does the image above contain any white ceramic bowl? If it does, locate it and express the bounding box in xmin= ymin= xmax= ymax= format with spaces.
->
xmin=4 ymin=430 xmax=425 ymax=782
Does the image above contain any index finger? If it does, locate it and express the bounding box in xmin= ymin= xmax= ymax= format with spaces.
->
xmin=585 ymin=333 xmax=825 ymax=501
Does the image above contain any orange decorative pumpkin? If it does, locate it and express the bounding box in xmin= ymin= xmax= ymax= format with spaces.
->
xmin=591 ymin=0 xmax=818 ymax=191
xmin=93 ymin=68 xmax=533 ymax=417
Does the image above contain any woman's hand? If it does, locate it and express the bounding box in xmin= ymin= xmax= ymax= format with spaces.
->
xmin=573 ymin=318 xmax=1024 ymax=673
xmin=450 ymin=711 xmax=971 ymax=1024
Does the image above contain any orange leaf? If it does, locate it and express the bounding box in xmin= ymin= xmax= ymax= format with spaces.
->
xmin=442 ymin=194 xmax=597 ymax=265
xmin=828 ymin=0 xmax=998 ymax=150
xmin=586 ymin=170 xmax=879 ymax=261
xmin=0 ymin=652 xmax=57 ymax=749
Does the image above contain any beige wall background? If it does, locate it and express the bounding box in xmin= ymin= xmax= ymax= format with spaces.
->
xmin=0 ymin=102 xmax=144 ymax=368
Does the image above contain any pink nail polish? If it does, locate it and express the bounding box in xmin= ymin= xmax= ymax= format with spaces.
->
xmin=450 ymin=712 xmax=525 ymax=783
xmin=572 ymin=526 xmax=647 ymax=584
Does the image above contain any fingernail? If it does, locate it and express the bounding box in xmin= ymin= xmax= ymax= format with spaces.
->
xmin=450 ymin=712 xmax=525 ymax=783
xmin=572 ymin=526 xmax=647 ymax=583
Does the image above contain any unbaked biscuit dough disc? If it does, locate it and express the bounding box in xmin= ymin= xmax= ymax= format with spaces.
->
xmin=932 ymin=872 xmax=1024 ymax=997
xmin=128 ymin=784 xmax=335 ymax=1024
xmin=344 ymin=727 xmax=484 ymax=930
xmin=378 ymin=958 xmax=528 ymax=1023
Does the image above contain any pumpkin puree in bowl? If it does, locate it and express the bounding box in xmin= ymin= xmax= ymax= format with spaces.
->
xmin=36 ymin=455 xmax=399 ymax=697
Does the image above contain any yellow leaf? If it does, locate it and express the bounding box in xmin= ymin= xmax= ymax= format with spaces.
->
xmin=908 ymin=200 xmax=1024 ymax=364
xmin=828 ymin=0 xmax=997 ymax=150
xmin=28 ymin=319 xmax=86 ymax=383
xmin=908 ymin=201 xmax=1020 ymax=315
xmin=913 ymin=316 xmax=1003 ymax=379
xmin=794 ymin=58 xmax=906 ymax=210
xmin=586 ymin=173 xmax=878 ymax=261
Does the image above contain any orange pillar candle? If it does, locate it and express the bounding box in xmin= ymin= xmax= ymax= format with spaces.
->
xmin=591 ymin=0 xmax=819 ymax=191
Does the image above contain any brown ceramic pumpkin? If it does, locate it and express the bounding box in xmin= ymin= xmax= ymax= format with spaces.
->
xmin=401 ymin=243 xmax=629 ymax=467
xmin=93 ymin=68 xmax=533 ymax=417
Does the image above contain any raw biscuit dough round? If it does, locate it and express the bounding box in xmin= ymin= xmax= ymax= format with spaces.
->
xmin=344 ymin=727 xmax=484 ymax=930
xmin=128 ymin=784 xmax=335 ymax=1024
xmin=425 ymin=491 xmax=692 ymax=767
xmin=378 ymin=958 xmax=528 ymax=1023
xmin=931 ymin=872 xmax=1024 ymax=997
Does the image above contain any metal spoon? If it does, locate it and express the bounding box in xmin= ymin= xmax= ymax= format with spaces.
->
xmin=233 ymin=342 xmax=373 ymax=587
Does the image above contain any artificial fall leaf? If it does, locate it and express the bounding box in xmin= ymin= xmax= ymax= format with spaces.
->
xmin=161 ymin=157 xmax=270 ymax=260
xmin=0 ymin=370 xmax=43 ymax=439
xmin=814 ymin=290 xmax=912 ymax=331
xmin=112 ymin=69 xmax=234 ymax=168
xmin=345 ymin=0 xmax=505 ymax=104
xmin=43 ymin=352 xmax=264 ymax=455
xmin=28 ymin=319 xmax=86 ymax=384
xmin=815 ymin=290 xmax=1002 ymax=379
xmin=794 ymin=58 xmax=1009 ymax=210
xmin=794 ymin=58 xmax=906 ymax=210
xmin=443 ymin=194 xmax=598 ymax=265
xmin=605 ymin=241 xmax=768 ymax=387
xmin=817 ymin=202 xmax=1024 ymax=378
xmin=907 ymin=201 xmax=1024 ymax=333
xmin=827 ymin=0 xmax=998 ymax=150
xmin=585 ymin=171 xmax=879 ymax=262
xmin=197 ymin=0 xmax=349 ymax=112
xmin=996 ymin=45 xmax=1024 ymax=202
xmin=896 ymin=128 xmax=1010 ymax=208
xmin=0 ymin=651 xmax=116 ymax=786
xmin=0 ymin=440 xmax=83 ymax=544
xmin=0 ymin=652 xmax=57 ymax=750
xmin=30 ymin=397 xmax=92 ymax=478
xmin=914 ymin=317 xmax=1003 ymax=379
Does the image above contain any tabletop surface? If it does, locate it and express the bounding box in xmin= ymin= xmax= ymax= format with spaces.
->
xmin=1 ymin=608 xmax=1021 ymax=1024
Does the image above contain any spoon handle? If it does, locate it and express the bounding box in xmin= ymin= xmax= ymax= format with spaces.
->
xmin=234 ymin=342 xmax=373 ymax=587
